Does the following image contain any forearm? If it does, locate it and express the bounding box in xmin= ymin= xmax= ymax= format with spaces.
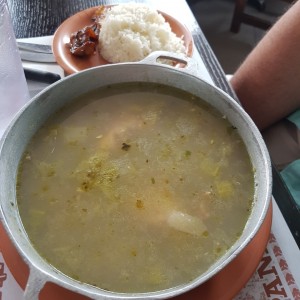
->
xmin=230 ymin=0 xmax=300 ymax=130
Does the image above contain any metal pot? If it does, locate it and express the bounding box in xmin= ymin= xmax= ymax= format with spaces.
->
xmin=0 ymin=52 xmax=272 ymax=300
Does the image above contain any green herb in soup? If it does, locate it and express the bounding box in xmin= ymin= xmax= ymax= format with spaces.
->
xmin=17 ymin=83 xmax=254 ymax=293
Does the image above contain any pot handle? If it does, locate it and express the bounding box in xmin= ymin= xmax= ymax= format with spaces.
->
xmin=23 ymin=267 xmax=47 ymax=300
xmin=140 ymin=51 xmax=200 ymax=77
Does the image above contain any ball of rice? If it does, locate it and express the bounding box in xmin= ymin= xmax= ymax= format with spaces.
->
xmin=98 ymin=3 xmax=186 ymax=63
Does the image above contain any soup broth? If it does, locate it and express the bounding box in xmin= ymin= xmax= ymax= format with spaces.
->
xmin=17 ymin=83 xmax=254 ymax=293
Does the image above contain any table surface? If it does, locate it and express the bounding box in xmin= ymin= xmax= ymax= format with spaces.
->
xmin=7 ymin=0 xmax=300 ymax=247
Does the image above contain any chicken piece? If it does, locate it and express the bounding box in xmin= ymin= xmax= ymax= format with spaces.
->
xmin=98 ymin=116 xmax=144 ymax=150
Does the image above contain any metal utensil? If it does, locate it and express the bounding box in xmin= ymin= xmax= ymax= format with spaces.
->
xmin=17 ymin=41 xmax=53 ymax=54
xmin=19 ymin=49 xmax=56 ymax=63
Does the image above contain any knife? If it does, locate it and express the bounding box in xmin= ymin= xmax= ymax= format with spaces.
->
xmin=19 ymin=49 xmax=56 ymax=63
xmin=17 ymin=41 xmax=53 ymax=54
xmin=24 ymin=67 xmax=61 ymax=83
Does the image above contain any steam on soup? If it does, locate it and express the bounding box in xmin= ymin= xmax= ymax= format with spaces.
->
xmin=17 ymin=83 xmax=254 ymax=293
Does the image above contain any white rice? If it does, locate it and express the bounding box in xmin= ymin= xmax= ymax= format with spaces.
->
xmin=98 ymin=3 xmax=186 ymax=63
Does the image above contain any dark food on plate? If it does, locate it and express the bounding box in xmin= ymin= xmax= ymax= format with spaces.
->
xmin=67 ymin=23 xmax=100 ymax=57
xmin=67 ymin=6 xmax=105 ymax=57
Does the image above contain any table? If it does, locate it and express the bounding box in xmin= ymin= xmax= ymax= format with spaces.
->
xmin=3 ymin=0 xmax=300 ymax=298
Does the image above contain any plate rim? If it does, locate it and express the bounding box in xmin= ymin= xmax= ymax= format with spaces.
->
xmin=52 ymin=4 xmax=194 ymax=75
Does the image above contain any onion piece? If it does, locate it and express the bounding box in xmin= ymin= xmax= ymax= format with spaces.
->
xmin=167 ymin=210 xmax=207 ymax=237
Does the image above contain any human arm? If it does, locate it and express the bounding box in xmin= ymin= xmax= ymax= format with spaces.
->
xmin=230 ymin=0 xmax=300 ymax=130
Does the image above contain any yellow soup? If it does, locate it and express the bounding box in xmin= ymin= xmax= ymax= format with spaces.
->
xmin=17 ymin=83 xmax=254 ymax=293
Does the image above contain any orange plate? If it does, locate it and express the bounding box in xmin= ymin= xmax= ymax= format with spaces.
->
xmin=52 ymin=6 xmax=194 ymax=75
xmin=0 ymin=202 xmax=272 ymax=300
